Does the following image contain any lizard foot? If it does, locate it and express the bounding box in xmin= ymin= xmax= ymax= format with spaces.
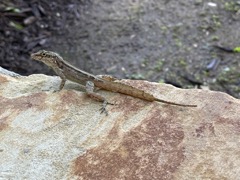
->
xmin=52 ymin=89 xmax=60 ymax=93
xmin=99 ymin=101 xmax=114 ymax=115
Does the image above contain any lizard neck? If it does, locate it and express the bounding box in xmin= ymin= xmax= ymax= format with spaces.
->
xmin=60 ymin=59 xmax=98 ymax=85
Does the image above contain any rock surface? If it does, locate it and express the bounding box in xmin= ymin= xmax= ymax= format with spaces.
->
xmin=0 ymin=71 xmax=240 ymax=180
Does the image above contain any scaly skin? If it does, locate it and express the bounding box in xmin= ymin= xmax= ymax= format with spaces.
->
xmin=31 ymin=50 xmax=197 ymax=114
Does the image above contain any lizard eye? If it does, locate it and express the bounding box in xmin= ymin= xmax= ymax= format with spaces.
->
xmin=42 ymin=52 xmax=46 ymax=56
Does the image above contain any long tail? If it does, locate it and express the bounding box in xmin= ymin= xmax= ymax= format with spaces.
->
xmin=94 ymin=77 xmax=197 ymax=107
xmin=154 ymin=98 xmax=197 ymax=107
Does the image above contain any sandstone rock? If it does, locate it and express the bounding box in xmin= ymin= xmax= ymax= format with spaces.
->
xmin=0 ymin=70 xmax=239 ymax=179
xmin=0 ymin=67 xmax=20 ymax=77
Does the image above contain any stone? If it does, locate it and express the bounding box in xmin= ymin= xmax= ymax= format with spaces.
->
xmin=0 ymin=70 xmax=239 ymax=179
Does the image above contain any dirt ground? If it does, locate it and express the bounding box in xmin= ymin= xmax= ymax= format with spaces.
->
xmin=1 ymin=0 xmax=240 ymax=98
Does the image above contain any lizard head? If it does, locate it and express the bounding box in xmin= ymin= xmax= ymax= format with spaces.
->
xmin=31 ymin=50 xmax=62 ymax=67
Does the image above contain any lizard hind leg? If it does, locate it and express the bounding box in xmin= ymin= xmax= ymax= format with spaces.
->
xmin=86 ymin=81 xmax=113 ymax=115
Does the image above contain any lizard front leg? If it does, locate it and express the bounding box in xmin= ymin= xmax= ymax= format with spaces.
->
xmin=86 ymin=81 xmax=112 ymax=115
xmin=53 ymin=67 xmax=66 ymax=90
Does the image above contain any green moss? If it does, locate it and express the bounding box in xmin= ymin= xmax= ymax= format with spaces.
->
xmin=217 ymin=67 xmax=240 ymax=84
xmin=233 ymin=47 xmax=240 ymax=53
xmin=202 ymin=70 xmax=210 ymax=77
xmin=212 ymin=15 xmax=221 ymax=28
xmin=130 ymin=73 xmax=145 ymax=80
xmin=174 ymin=38 xmax=183 ymax=47
xmin=142 ymin=59 xmax=149 ymax=66
xmin=224 ymin=2 xmax=240 ymax=12
xmin=9 ymin=21 xmax=24 ymax=30
xmin=178 ymin=58 xmax=187 ymax=67
xmin=211 ymin=35 xmax=219 ymax=41
xmin=158 ymin=79 xmax=165 ymax=83
xmin=160 ymin=26 xmax=168 ymax=33
xmin=154 ymin=60 xmax=164 ymax=71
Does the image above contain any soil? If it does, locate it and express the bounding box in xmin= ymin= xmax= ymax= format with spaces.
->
xmin=1 ymin=0 xmax=240 ymax=98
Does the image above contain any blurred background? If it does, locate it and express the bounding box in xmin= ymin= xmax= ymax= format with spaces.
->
xmin=0 ymin=0 xmax=240 ymax=98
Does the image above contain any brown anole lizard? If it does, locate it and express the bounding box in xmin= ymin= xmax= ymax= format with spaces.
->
xmin=31 ymin=50 xmax=197 ymax=114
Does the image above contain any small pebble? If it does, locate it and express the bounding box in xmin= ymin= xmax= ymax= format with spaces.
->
xmin=207 ymin=2 xmax=217 ymax=7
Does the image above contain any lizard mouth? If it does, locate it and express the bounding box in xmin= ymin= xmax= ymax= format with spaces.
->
xmin=31 ymin=53 xmax=42 ymax=61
